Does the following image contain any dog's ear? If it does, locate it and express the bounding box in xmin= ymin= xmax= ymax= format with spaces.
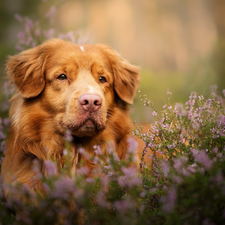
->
xmin=100 ymin=45 xmax=140 ymax=104
xmin=6 ymin=44 xmax=48 ymax=98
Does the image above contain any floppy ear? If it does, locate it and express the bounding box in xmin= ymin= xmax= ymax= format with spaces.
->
xmin=100 ymin=45 xmax=140 ymax=105
xmin=6 ymin=44 xmax=47 ymax=98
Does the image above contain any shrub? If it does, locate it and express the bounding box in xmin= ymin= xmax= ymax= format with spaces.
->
xmin=0 ymin=86 xmax=224 ymax=224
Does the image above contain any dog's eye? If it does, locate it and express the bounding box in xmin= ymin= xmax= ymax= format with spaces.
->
xmin=57 ymin=74 xmax=67 ymax=81
xmin=99 ymin=76 xmax=107 ymax=83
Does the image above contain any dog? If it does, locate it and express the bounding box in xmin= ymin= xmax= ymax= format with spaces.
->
xmin=1 ymin=39 xmax=140 ymax=199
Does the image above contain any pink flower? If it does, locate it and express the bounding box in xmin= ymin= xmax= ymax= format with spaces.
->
xmin=161 ymin=160 xmax=170 ymax=177
xmin=127 ymin=137 xmax=138 ymax=154
xmin=14 ymin=14 xmax=23 ymax=22
xmin=43 ymin=28 xmax=55 ymax=39
xmin=161 ymin=186 xmax=177 ymax=213
xmin=96 ymin=190 xmax=108 ymax=208
xmin=44 ymin=160 xmax=58 ymax=177
xmin=191 ymin=149 xmax=212 ymax=170
xmin=1 ymin=141 xmax=6 ymax=154
xmin=173 ymin=156 xmax=188 ymax=171
xmin=94 ymin=145 xmax=102 ymax=155
xmin=152 ymin=111 xmax=157 ymax=116
xmin=45 ymin=6 xmax=56 ymax=24
xmin=53 ymin=177 xmax=74 ymax=199
xmin=114 ymin=198 xmax=135 ymax=214
xmin=76 ymin=166 xmax=89 ymax=176
xmin=118 ymin=167 xmax=141 ymax=188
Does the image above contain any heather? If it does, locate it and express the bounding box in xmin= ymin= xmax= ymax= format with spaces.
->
xmin=0 ymin=2 xmax=225 ymax=225
xmin=0 ymin=84 xmax=225 ymax=224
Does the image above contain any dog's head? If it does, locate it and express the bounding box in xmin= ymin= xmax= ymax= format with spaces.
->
xmin=7 ymin=39 xmax=139 ymax=137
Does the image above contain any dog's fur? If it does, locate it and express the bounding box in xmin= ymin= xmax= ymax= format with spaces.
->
xmin=1 ymin=39 xmax=139 ymax=198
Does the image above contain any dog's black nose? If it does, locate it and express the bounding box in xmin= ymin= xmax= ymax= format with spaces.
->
xmin=79 ymin=94 xmax=102 ymax=112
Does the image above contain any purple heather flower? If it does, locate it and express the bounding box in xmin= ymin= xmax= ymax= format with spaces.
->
xmin=192 ymin=122 xmax=200 ymax=131
xmin=64 ymin=129 xmax=73 ymax=142
xmin=217 ymin=152 xmax=223 ymax=158
xmin=187 ymin=165 xmax=196 ymax=174
xmin=17 ymin=31 xmax=25 ymax=39
xmin=106 ymin=141 xmax=115 ymax=154
xmin=173 ymin=156 xmax=188 ymax=172
xmin=34 ymin=28 xmax=40 ymax=37
xmin=96 ymin=190 xmax=108 ymax=208
xmin=26 ymin=36 xmax=33 ymax=46
xmin=45 ymin=6 xmax=56 ymax=25
xmin=15 ymin=44 xmax=23 ymax=51
xmin=191 ymin=149 xmax=212 ymax=170
xmin=127 ymin=137 xmax=138 ymax=154
xmin=45 ymin=6 xmax=56 ymax=18
xmin=25 ymin=19 xmax=34 ymax=32
xmin=43 ymin=28 xmax=55 ymax=39
xmin=148 ymin=142 xmax=154 ymax=148
xmin=114 ymin=198 xmax=135 ymax=214
xmin=76 ymin=166 xmax=89 ymax=176
xmin=42 ymin=182 xmax=51 ymax=193
xmin=1 ymin=141 xmax=6 ymax=154
xmin=174 ymin=103 xmax=186 ymax=116
xmin=140 ymin=190 xmax=147 ymax=197
xmin=152 ymin=111 xmax=157 ymax=116
xmin=78 ymin=147 xmax=91 ymax=160
xmin=161 ymin=160 xmax=170 ymax=177
xmin=179 ymin=134 xmax=184 ymax=143
xmin=214 ymin=171 xmax=223 ymax=185
xmin=172 ymin=175 xmax=183 ymax=184
xmin=32 ymin=159 xmax=43 ymax=179
xmin=3 ymin=118 xmax=10 ymax=127
xmin=53 ymin=177 xmax=74 ymax=199
xmin=44 ymin=160 xmax=58 ymax=177
xmin=14 ymin=14 xmax=23 ymax=22
xmin=161 ymin=186 xmax=177 ymax=213
xmin=213 ymin=147 xmax=218 ymax=154
xmin=100 ymin=175 xmax=109 ymax=189
xmin=16 ymin=210 xmax=32 ymax=225
xmin=94 ymin=145 xmax=102 ymax=155
xmin=223 ymin=89 xmax=225 ymax=97
xmin=66 ymin=31 xmax=76 ymax=43
xmin=198 ymin=95 xmax=204 ymax=101
xmin=118 ymin=167 xmax=141 ymax=188
xmin=86 ymin=178 xmax=95 ymax=183
xmin=0 ymin=131 xmax=6 ymax=140
xmin=31 ymin=42 xmax=37 ymax=48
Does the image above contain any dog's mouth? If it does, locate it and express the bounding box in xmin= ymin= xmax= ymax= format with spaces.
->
xmin=74 ymin=117 xmax=105 ymax=137
xmin=79 ymin=118 xmax=98 ymax=132
xmin=61 ymin=116 xmax=105 ymax=137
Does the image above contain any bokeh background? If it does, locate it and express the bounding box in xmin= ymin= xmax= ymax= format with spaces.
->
xmin=0 ymin=0 xmax=225 ymax=122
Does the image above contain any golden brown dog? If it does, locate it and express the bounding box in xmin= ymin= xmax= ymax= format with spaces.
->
xmin=1 ymin=39 xmax=139 ymax=198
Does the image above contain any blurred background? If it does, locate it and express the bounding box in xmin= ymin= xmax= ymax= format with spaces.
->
xmin=0 ymin=0 xmax=225 ymax=122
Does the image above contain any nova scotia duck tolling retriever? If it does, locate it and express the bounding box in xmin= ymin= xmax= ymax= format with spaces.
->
xmin=1 ymin=38 xmax=140 ymax=199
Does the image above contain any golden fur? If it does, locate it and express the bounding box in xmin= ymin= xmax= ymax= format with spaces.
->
xmin=1 ymin=39 xmax=139 ymax=198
